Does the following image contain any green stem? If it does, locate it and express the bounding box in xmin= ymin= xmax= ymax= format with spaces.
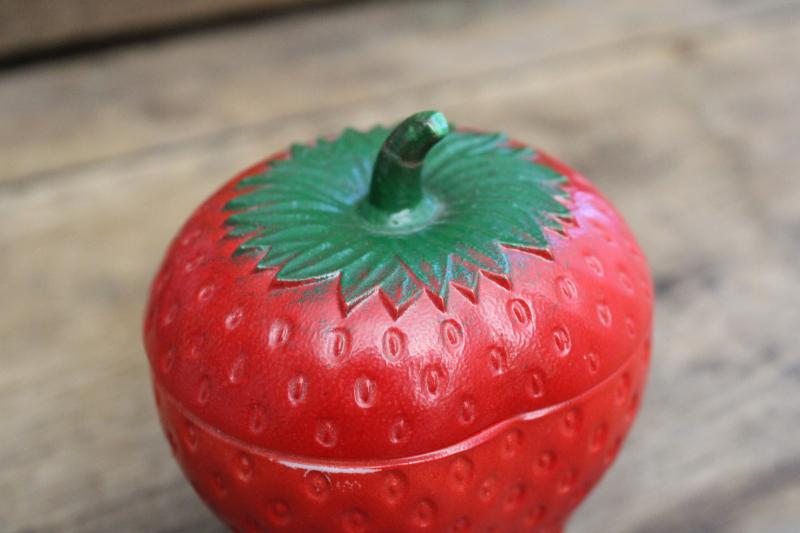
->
xmin=368 ymin=111 xmax=450 ymax=213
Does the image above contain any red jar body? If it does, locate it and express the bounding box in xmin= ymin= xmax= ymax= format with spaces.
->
xmin=144 ymin=137 xmax=652 ymax=532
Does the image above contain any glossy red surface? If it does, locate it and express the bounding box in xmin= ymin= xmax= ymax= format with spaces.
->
xmin=143 ymin=144 xmax=653 ymax=532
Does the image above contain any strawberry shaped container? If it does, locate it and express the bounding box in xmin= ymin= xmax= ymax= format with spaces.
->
xmin=143 ymin=111 xmax=653 ymax=532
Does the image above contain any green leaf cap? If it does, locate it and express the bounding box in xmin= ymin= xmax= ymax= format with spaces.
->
xmin=225 ymin=110 xmax=570 ymax=312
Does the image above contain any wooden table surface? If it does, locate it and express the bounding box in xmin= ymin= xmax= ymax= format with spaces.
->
xmin=2 ymin=1 xmax=799 ymax=531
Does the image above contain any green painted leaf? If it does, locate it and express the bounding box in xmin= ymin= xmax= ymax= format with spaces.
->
xmin=224 ymin=124 xmax=569 ymax=310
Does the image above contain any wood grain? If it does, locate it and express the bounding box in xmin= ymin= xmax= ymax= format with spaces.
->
xmin=1 ymin=0 xmax=799 ymax=532
xmin=0 ymin=0 xmax=793 ymax=186
xmin=0 ymin=0 xmax=329 ymax=59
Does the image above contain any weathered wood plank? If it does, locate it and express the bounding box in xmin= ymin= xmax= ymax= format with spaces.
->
xmin=0 ymin=0 xmax=327 ymax=59
xmin=1 ymin=2 xmax=799 ymax=532
xmin=0 ymin=0 xmax=796 ymax=186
